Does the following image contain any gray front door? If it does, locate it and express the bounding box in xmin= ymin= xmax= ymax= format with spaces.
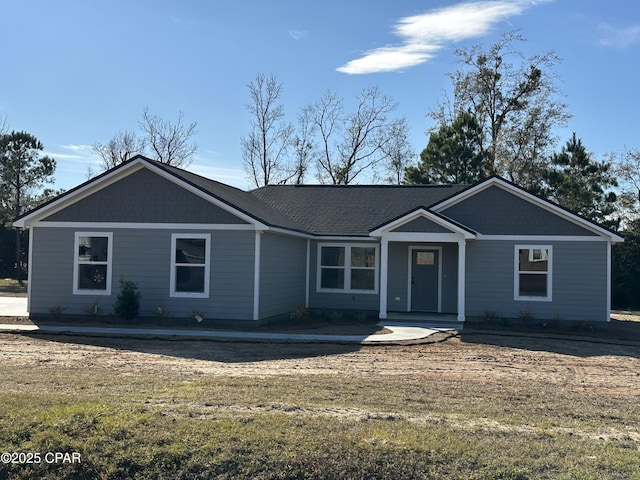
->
xmin=411 ymin=249 xmax=439 ymax=312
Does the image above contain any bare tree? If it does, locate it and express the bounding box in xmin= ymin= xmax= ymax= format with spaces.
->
xmin=93 ymin=130 xmax=146 ymax=170
xmin=429 ymin=31 xmax=570 ymax=189
xmin=0 ymin=115 xmax=8 ymax=136
xmin=139 ymin=107 xmax=197 ymax=167
xmin=310 ymin=90 xmax=343 ymax=184
xmin=613 ymin=147 xmax=640 ymax=223
xmin=286 ymin=105 xmax=317 ymax=185
xmin=241 ymin=73 xmax=293 ymax=187
xmin=309 ymin=87 xmax=403 ymax=185
xmin=616 ymin=148 xmax=640 ymax=202
xmin=381 ymin=117 xmax=414 ymax=184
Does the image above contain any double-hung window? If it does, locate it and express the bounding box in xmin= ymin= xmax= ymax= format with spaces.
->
xmin=171 ymin=234 xmax=210 ymax=298
xmin=318 ymin=244 xmax=377 ymax=293
xmin=515 ymin=245 xmax=552 ymax=301
xmin=73 ymin=232 xmax=113 ymax=295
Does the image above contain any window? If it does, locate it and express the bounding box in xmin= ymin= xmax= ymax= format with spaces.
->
xmin=318 ymin=244 xmax=377 ymax=293
xmin=171 ymin=234 xmax=210 ymax=297
xmin=515 ymin=245 xmax=552 ymax=301
xmin=73 ymin=232 xmax=113 ymax=295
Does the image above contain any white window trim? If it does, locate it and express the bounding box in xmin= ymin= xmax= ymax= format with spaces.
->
xmin=73 ymin=232 xmax=113 ymax=295
xmin=514 ymin=245 xmax=553 ymax=302
xmin=316 ymin=243 xmax=379 ymax=294
xmin=170 ymin=233 xmax=211 ymax=298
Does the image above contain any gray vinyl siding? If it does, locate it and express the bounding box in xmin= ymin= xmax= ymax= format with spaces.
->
xmin=29 ymin=226 xmax=255 ymax=320
xmin=440 ymin=244 xmax=458 ymax=313
xmin=392 ymin=217 xmax=453 ymax=233
xmin=465 ymin=240 xmax=609 ymax=322
xmin=386 ymin=242 xmax=458 ymax=313
xmin=387 ymin=242 xmax=408 ymax=312
xmin=442 ymin=186 xmax=598 ymax=236
xmin=259 ymin=233 xmax=307 ymax=319
xmin=44 ymin=168 xmax=249 ymax=225
xmin=308 ymin=240 xmax=379 ymax=312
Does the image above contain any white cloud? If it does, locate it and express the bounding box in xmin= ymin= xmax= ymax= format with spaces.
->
xmin=44 ymin=144 xmax=96 ymax=161
xmin=189 ymin=163 xmax=248 ymax=189
xmin=337 ymin=0 xmax=542 ymax=75
xmin=289 ymin=29 xmax=308 ymax=41
xmin=597 ymin=23 xmax=640 ymax=48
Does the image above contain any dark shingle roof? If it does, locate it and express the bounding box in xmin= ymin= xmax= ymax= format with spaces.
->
xmin=157 ymin=160 xmax=469 ymax=236
xmin=156 ymin=163 xmax=311 ymax=233
xmin=250 ymin=184 xmax=469 ymax=235
xmin=14 ymin=155 xmax=469 ymax=236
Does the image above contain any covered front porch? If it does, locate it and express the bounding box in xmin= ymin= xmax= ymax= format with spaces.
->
xmin=369 ymin=208 xmax=476 ymax=323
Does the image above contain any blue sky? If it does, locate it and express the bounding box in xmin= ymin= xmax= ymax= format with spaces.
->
xmin=1 ymin=0 xmax=639 ymax=191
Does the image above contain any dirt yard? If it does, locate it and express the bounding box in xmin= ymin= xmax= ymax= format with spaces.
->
xmin=1 ymin=330 xmax=639 ymax=398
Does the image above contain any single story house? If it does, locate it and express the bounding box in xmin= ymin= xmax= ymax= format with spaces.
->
xmin=14 ymin=155 xmax=623 ymax=325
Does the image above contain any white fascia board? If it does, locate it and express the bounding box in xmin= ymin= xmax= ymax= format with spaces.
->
xmin=432 ymin=177 xmax=623 ymax=243
xmin=259 ymin=226 xmax=313 ymax=239
xmin=32 ymin=222 xmax=256 ymax=230
xmin=476 ymin=234 xmax=612 ymax=242
xmin=369 ymin=208 xmax=475 ymax=239
xmin=312 ymin=235 xmax=378 ymax=242
xmin=382 ymin=232 xmax=469 ymax=243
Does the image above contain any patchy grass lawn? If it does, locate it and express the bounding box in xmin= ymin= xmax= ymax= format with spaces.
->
xmin=0 ymin=278 xmax=27 ymax=297
xmin=0 ymin=332 xmax=639 ymax=479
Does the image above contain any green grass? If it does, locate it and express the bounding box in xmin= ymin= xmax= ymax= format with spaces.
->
xmin=1 ymin=364 xmax=639 ymax=480
xmin=0 ymin=278 xmax=27 ymax=296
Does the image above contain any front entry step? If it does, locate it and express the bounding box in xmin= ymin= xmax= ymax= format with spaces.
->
xmin=383 ymin=312 xmax=463 ymax=330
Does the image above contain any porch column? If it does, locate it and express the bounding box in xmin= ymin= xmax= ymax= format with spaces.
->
xmin=457 ymin=239 xmax=466 ymax=322
xmin=379 ymin=238 xmax=389 ymax=320
xmin=253 ymin=231 xmax=262 ymax=321
xmin=606 ymin=240 xmax=612 ymax=323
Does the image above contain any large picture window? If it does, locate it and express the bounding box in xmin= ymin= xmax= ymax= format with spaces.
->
xmin=171 ymin=233 xmax=210 ymax=298
xmin=318 ymin=244 xmax=377 ymax=293
xmin=515 ymin=245 xmax=552 ymax=301
xmin=73 ymin=232 xmax=113 ymax=295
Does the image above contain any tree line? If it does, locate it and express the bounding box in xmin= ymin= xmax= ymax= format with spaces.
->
xmin=1 ymin=31 xmax=638 ymax=307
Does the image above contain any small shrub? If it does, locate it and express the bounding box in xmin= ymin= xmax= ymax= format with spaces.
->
xmin=327 ymin=310 xmax=343 ymax=321
xmin=83 ymin=298 xmax=103 ymax=316
xmin=518 ymin=309 xmax=536 ymax=321
xmin=113 ymin=277 xmax=140 ymax=320
xmin=483 ymin=310 xmax=501 ymax=321
xmin=152 ymin=304 xmax=170 ymax=318
xmin=353 ymin=310 xmax=368 ymax=322
xmin=290 ymin=306 xmax=309 ymax=321
xmin=48 ymin=304 xmax=67 ymax=319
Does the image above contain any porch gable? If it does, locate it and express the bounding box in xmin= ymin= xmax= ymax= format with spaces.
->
xmin=369 ymin=208 xmax=475 ymax=241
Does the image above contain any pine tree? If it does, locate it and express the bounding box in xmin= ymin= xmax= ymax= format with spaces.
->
xmin=404 ymin=111 xmax=487 ymax=185
xmin=542 ymin=133 xmax=617 ymax=227
xmin=0 ymin=131 xmax=56 ymax=284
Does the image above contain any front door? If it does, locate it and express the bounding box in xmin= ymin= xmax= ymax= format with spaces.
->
xmin=411 ymin=249 xmax=440 ymax=312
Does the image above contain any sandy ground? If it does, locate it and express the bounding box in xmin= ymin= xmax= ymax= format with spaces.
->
xmin=1 ymin=330 xmax=639 ymax=398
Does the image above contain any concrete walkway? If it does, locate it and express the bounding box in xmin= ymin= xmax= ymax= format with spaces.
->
xmin=0 ymin=296 xmax=458 ymax=343
xmin=0 ymin=322 xmax=454 ymax=344
xmin=0 ymin=296 xmax=28 ymax=316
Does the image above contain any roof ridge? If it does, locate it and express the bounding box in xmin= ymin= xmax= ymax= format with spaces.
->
xmin=253 ymin=183 xmax=468 ymax=191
